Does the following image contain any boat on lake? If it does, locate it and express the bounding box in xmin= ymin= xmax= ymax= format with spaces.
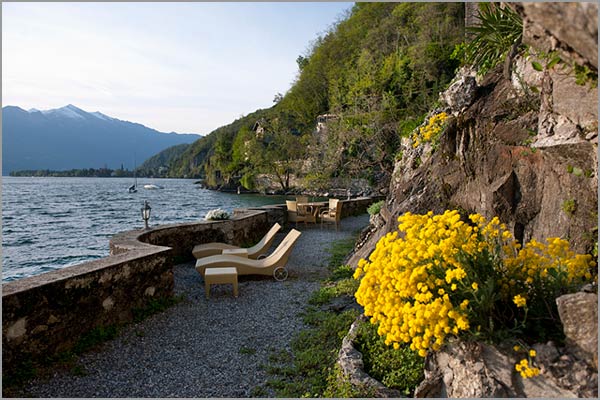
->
xmin=128 ymin=158 xmax=138 ymax=193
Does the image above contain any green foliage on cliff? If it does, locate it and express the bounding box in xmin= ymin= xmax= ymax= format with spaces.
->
xmin=167 ymin=3 xmax=465 ymax=190
xmin=464 ymin=2 xmax=523 ymax=77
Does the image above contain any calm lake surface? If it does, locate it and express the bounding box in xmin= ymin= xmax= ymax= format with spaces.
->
xmin=2 ymin=177 xmax=287 ymax=282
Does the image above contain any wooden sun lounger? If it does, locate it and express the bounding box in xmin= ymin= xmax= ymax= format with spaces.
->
xmin=192 ymin=223 xmax=282 ymax=259
xmin=195 ymin=229 xmax=302 ymax=281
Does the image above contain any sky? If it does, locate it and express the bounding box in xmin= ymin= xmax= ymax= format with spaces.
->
xmin=2 ymin=2 xmax=353 ymax=134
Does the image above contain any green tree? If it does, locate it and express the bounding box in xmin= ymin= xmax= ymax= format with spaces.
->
xmin=245 ymin=114 xmax=306 ymax=192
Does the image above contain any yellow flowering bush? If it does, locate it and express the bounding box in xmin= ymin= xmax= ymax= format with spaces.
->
xmin=354 ymin=210 xmax=595 ymax=376
xmin=411 ymin=112 xmax=448 ymax=148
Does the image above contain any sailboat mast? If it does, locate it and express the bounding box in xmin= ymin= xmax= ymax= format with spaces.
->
xmin=128 ymin=154 xmax=138 ymax=193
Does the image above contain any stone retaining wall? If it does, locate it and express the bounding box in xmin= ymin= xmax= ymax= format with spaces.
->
xmin=2 ymin=205 xmax=284 ymax=372
xmin=2 ymin=198 xmax=377 ymax=372
xmin=339 ymin=196 xmax=385 ymax=218
xmin=2 ymin=247 xmax=172 ymax=370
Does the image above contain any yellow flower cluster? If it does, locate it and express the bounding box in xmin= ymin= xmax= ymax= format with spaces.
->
xmin=354 ymin=209 xmax=596 ymax=360
xmin=515 ymin=358 xmax=540 ymax=378
xmin=512 ymin=345 xmax=540 ymax=378
xmin=513 ymin=294 xmax=527 ymax=308
xmin=502 ymin=237 xmax=594 ymax=291
xmin=412 ymin=112 xmax=448 ymax=148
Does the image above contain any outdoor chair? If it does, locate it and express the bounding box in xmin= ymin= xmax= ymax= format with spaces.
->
xmin=296 ymin=196 xmax=309 ymax=204
xmin=295 ymin=196 xmax=318 ymax=224
xmin=192 ymin=223 xmax=282 ymax=259
xmin=320 ymin=198 xmax=342 ymax=230
xmin=286 ymin=200 xmax=311 ymax=226
xmin=195 ymin=229 xmax=302 ymax=281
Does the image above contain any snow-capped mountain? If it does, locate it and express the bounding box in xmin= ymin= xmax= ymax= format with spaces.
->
xmin=31 ymin=104 xmax=116 ymax=122
xmin=2 ymin=105 xmax=201 ymax=174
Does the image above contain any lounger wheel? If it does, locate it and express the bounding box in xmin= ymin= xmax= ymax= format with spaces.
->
xmin=273 ymin=267 xmax=288 ymax=281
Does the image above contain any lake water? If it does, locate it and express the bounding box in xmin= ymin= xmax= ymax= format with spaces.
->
xmin=2 ymin=177 xmax=287 ymax=282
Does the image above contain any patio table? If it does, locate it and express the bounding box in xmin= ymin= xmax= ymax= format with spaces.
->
xmin=297 ymin=201 xmax=327 ymax=223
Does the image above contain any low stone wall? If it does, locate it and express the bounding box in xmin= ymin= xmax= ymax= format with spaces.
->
xmin=2 ymin=198 xmax=376 ymax=372
xmin=2 ymin=205 xmax=284 ymax=372
xmin=340 ymin=196 xmax=385 ymax=218
xmin=3 ymin=247 xmax=172 ymax=370
xmin=109 ymin=205 xmax=287 ymax=262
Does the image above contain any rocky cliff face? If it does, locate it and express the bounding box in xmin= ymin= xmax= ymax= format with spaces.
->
xmin=350 ymin=2 xmax=598 ymax=268
xmin=346 ymin=3 xmax=598 ymax=397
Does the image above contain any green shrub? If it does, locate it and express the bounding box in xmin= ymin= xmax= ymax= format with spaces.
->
xmin=354 ymin=321 xmax=424 ymax=396
xmin=73 ymin=325 xmax=119 ymax=354
xmin=309 ymin=278 xmax=359 ymax=306
xmin=398 ymin=115 xmax=426 ymax=138
xmin=239 ymin=346 xmax=257 ymax=356
xmin=239 ymin=173 xmax=255 ymax=190
xmin=2 ymin=358 xmax=37 ymax=393
xmin=574 ymin=64 xmax=598 ymax=88
xmin=132 ymin=295 xmax=183 ymax=323
xmin=367 ymin=200 xmax=385 ymax=216
xmin=322 ymin=365 xmax=375 ymax=398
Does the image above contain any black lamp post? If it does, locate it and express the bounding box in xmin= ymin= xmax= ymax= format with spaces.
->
xmin=141 ymin=200 xmax=152 ymax=229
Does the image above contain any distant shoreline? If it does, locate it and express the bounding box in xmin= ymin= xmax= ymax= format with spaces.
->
xmin=7 ymin=169 xmax=194 ymax=179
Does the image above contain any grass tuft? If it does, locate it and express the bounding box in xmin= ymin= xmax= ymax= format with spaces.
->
xmin=132 ymin=295 xmax=184 ymax=323
xmin=239 ymin=346 xmax=257 ymax=356
xmin=326 ymin=238 xmax=356 ymax=270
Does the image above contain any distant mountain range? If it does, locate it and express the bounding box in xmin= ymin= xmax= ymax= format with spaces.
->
xmin=2 ymin=104 xmax=201 ymax=174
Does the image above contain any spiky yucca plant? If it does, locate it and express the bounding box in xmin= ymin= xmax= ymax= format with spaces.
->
xmin=465 ymin=3 xmax=523 ymax=77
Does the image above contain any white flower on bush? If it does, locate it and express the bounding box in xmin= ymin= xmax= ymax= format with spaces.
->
xmin=205 ymin=208 xmax=230 ymax=221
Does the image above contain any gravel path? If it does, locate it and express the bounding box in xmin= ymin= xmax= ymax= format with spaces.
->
xmin=17 ymin=215 xmax=369 ymax=398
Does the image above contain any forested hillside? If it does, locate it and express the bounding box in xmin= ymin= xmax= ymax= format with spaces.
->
xmin=137 ymin=143 xmax=190 ymax=177
xmin=167 ymin=2 xmax=465 ymax=192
